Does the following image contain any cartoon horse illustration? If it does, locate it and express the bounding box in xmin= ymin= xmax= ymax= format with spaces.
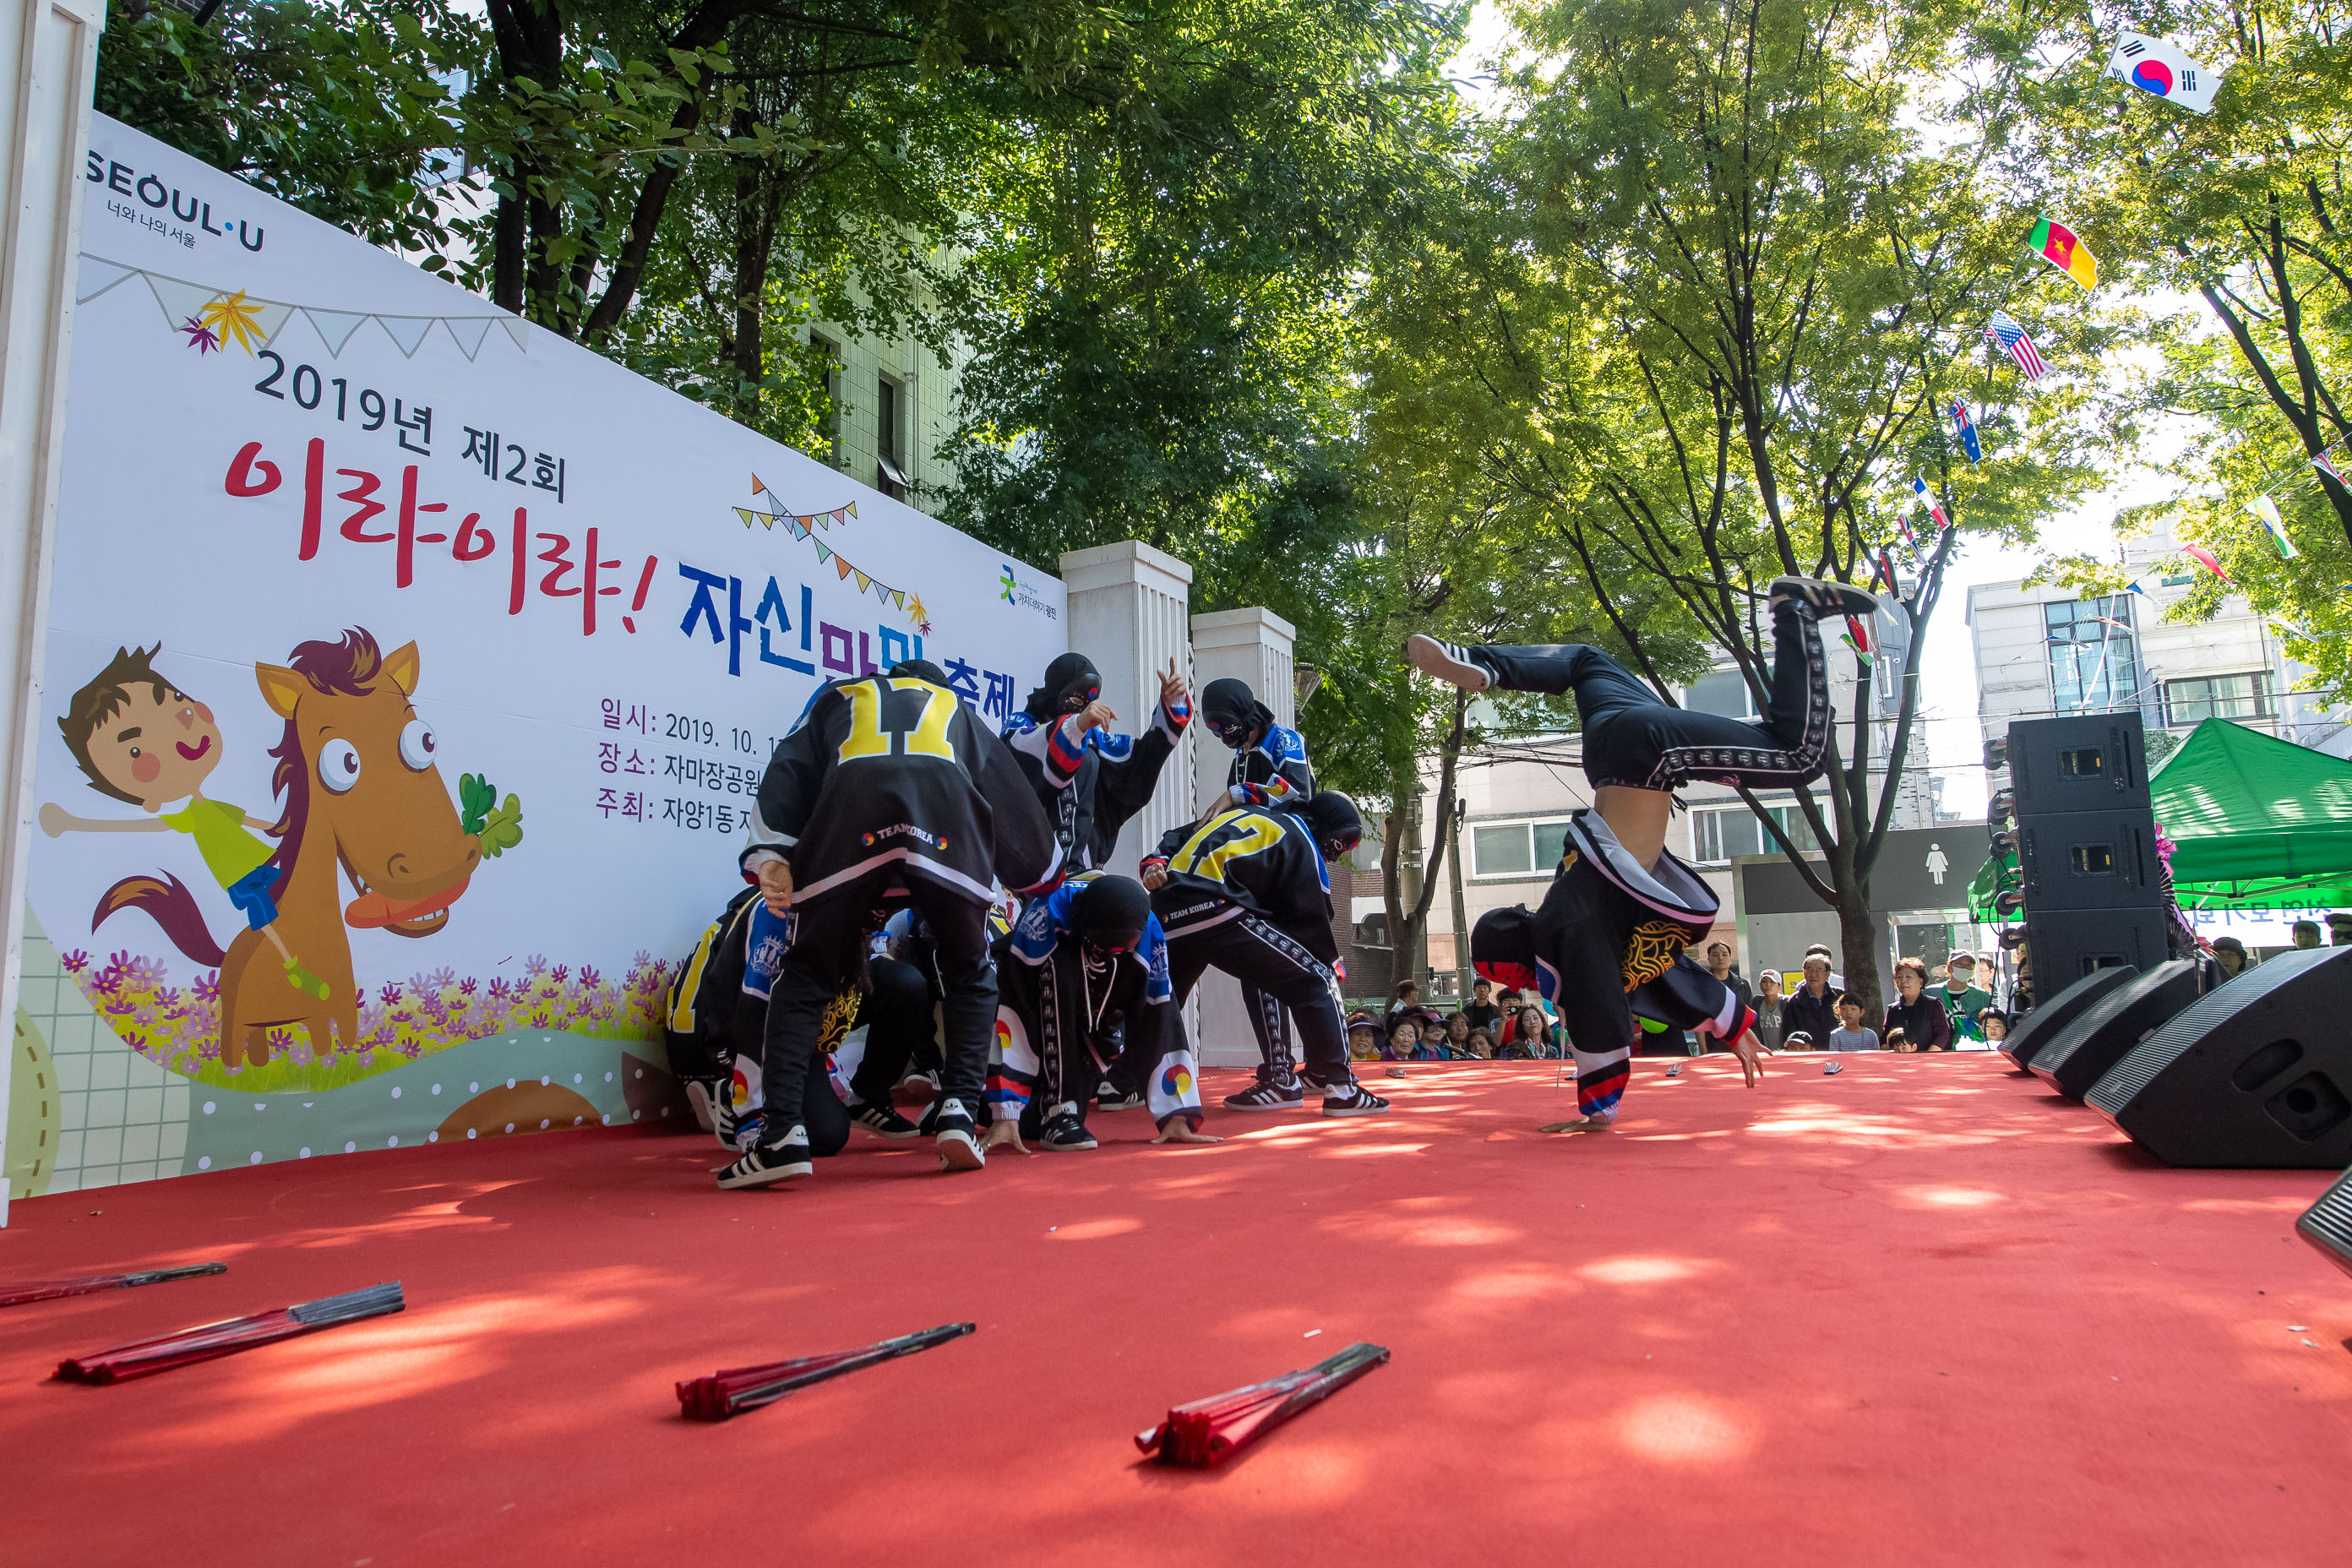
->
xmin=96 ymin=630 xmax=482 ymax=1068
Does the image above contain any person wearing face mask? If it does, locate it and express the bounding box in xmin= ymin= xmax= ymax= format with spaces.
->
xmin=983 ymin=873 xmax=1215 ymax=1152
xmin=1197 ymin=677 xmax=1315 ymax=815
xmin=1138 ymin=790 xmax=1390 ymax=1117
xmin=1001 ymin=651 xmax=1192 ymax=873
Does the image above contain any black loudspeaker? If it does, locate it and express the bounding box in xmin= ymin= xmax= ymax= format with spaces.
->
xmin=2001 ymin=964 xmax=2137 ymax=1071
xmin=2017 ymin=809 xmax=2159 ymax=911
xmin=2088 ymin=947 xmax=2352 ymax=1168
xmin=2022 ymin=906 xmax=2169 ymax=994
xmin=2006 ymin=715 xmax=2150 ymax=818
xmin=2027 ymin=960 xmax=2200 ymax=1099
xmin=2299 ymin=1166 xmax=2352 ymax=1280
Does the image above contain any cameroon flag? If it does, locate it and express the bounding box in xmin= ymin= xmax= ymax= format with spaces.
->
xmin=2029 ymin=216 xmax=2098 ymax=291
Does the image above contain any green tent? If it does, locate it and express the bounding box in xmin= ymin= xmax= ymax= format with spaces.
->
xmin=1968 ymin=719 xmax=2352 ymax=917
xmin=2152 ymin=719 xmax=2352 ymax=910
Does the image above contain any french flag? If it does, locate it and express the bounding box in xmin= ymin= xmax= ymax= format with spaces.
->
xmin=1912 ymin=475 xmax=1950 ymax=531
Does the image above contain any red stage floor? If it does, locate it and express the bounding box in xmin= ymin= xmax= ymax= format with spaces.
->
xmin=4 ymin=1054 xmax=2349 ymax=1565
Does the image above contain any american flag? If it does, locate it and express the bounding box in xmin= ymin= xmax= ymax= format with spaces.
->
xmin=1985 ymin=311 xmax=2050 ymax=379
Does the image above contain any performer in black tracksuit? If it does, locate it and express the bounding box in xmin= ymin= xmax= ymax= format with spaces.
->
xmin=1413 ymin=576 xmax=1876 ymax=1126
xmin=1198 ymin=678 xmax=1315 ymax=812
xmin=721 ymin=662 xmax=1063 ymax=1188
xmin=1135 ymin=791 xmax=1387 ymax=1117
xmin=983 ymin=873 xmax=1215 ymax=1150
xmin=1001 ymin=651 xmax=1192 ymax=872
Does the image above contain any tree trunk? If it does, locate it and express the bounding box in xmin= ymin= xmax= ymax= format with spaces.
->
xmin=729 ymin=111 xmax=774 ymax=426
xmin=1831 ymin=864 xmax=1881 ymax=1023
xmin=482 ymin=0 xmax=564 ymax=320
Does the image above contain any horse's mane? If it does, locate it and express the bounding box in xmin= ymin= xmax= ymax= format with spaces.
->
xmin=265 ymin=629 xmax=386 ymax=885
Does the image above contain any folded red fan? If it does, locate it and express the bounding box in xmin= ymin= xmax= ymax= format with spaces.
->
xmin=54 ymin=1282 xmax=405 ymax=1384
xmin=0 ymin=1262 xmax=226 ymax=1309
xmin=675 ymin=1322 xmax=975 ymax=1421
xmin=1137 ymin=1342 xmax=1391 ymax=1467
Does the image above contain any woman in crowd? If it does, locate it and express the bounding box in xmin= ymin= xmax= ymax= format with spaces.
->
xmin=1443 ymin=1011 xmax=1487 ymax=1059
xmin=1384 ymin=1018 xmax=1420 ymax=1063
xmin=1752 ymin=969 xmax=1785 ymax=1053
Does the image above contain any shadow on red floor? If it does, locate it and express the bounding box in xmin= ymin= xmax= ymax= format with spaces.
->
xmin=3 ymin=1054 xmax=2349 ymax=1565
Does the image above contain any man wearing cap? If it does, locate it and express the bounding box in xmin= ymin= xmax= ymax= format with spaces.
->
xmin=1001 ymin=651 xmax=1192 ymax=873
xmin=1138 ymin=790 xmax=1389 ymax=1117
xmin=983 ymin=872 xmax=1215 ymax=1152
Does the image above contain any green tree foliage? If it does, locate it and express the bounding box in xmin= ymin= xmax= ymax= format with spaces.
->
xmin=2014 ymin=1 xmax=2352 ymax=703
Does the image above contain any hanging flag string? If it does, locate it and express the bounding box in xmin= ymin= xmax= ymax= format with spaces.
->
xmin=737 ymin=476 xmax=930 ymax=633
xmin=77 ymin=253 xmax=527 ymax=362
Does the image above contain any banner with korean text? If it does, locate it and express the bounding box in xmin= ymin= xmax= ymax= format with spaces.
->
xmin=9 ymin=117 xmax=1066 ymax=1196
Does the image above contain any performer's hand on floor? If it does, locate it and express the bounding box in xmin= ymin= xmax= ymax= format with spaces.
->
xmin=981 ymin=1119 xmax=1030 ymax=1154
xmin=756 ymin=858 xmax=794 ymax=915
xmin=1538 ymin=1119 xmax=1587 ymax=1134
xmin=1725 ymin=1026 xmax=1770 ymax=1087
xmin=1152 ymin=1121 xmax=1222 ymax=1145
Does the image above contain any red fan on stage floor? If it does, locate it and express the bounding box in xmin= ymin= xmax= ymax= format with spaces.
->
xmin=676 ymin=1322 xmax=975 ymax=1421
xmin=2 ymin=1262 xmax=226 ymax=1309
xmin=54 ymin=1282 xmax=405 ymax=1384
xmin=1137 ymin=1342 xmax=1391 ymax=1467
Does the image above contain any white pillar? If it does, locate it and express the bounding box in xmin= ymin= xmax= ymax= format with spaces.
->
xmin=1057 ymin=540 xmax=1195 ymax=876
xmin=1185 ymin=607 xmax=1298 ymax=1069
xmin=0 ymin=0 xmax=104 ymax=1226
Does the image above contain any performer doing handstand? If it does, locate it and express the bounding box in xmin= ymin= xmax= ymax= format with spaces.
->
xmin=1407 ymin=576 xmax=1877 ymax=1128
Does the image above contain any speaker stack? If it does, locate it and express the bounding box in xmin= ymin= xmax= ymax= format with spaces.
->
xmin=2088 ymin=946 xmax=2352 ymax=1168
xmin=2300 ymin=1162 xmax=2352 ymax=1279
xmin=1992 ymin=714 xmax=2167 ymax=1002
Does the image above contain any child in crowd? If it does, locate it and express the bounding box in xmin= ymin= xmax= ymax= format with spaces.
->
xmin=1978 ymin=1010 xmax=2008 ymax=1048
xmin=1827 ymin=997 xmax=1879 ymax=1052
xmin=1884 ymin=1027 xmax=1911 ymax=1054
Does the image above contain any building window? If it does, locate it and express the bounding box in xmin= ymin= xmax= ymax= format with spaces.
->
xmin=1470 ymin=818 xmax=1576 ymax=879
xmin=2164 ymin=671 xmax=2270 ymax=727
xmin=1690 ymin=803 xmax=1819 ymax=865
xmin=1687 ymin=669 xmax=1759 ymax=721
xmin=876 ymin=373 xmax=906 ymax=500
xmin=810 ymin=333 xmax=842 ymax=464
xmin=2044 ymin=596 xmax=2140 ymax=713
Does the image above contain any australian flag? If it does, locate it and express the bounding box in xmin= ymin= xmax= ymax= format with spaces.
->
xmin=1950 ymin=399 xmax=1983 ymax=463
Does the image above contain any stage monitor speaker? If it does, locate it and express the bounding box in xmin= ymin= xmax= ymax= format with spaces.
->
xmin=2006 ymin=714 xmax=2150 ymax=817
xmin=2001 ymin=964 xmax=2137 ymax=1072
xmin=2017 ymin=809 xmax=2159 ymax=912
xmin=2088 ymin=947 xmax=2352 ymax=1168
xmin=2022 ymin=906 xmax=2169 ymax=995
xmin=2027 ymin=960 xmax=2200 ymax=1099
xmin=2300 ymin=1165 xmax=2352 ymax=1282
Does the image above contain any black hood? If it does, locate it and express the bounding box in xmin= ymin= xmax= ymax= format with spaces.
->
xmin=1024 ymin=651 xmax=1102 ymax=721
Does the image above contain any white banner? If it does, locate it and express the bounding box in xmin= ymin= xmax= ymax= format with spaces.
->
xmin=14 ymin=117 xmax=1066 ymax=1195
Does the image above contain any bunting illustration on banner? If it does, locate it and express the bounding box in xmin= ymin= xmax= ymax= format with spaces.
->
xmin=2245 ymin=496 xmax=2299 ymax=560
xmin=76 ymin=253 xmax=530 ymax=362
xmin=734 ymin=476 xmax=930 ymax=633
xmin=1949 ymin=400 xmax=1982 ymax=463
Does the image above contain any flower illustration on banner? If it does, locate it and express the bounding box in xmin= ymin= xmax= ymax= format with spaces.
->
xmin=201 ymin=290 xmax=269 ymax=354
xmin=180 ymin=315 xmax=220 ymax=354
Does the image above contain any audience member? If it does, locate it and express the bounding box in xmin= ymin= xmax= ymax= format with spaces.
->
xmin=1752 ymin=970 xmax=1785 ymax=1052
xmin=1505 ymin=1004 xmax=1553 ymax=1056
xmin=1803 ymin=943 xmax=1846 ymax=990
xmin=2292 ymin=920 xmax=2322 ymax=950
xmin=1347 ymin=1010 xmax=1381 ymax=1062
xmin=1885 ymin=957 xmax=1952 ymax=1052
xmin=1462 ymin=977 xmax=1505 ymax=1038
xmin=1783 ymin=1030 xmax=1816 ymax=1050
xmin=1385 ymin=979 xmax=1431 ymax=1037
xmin=1383 ymin=1020 xmax=1418 ymax=1063
xmin=1827 ymin=996 xmax=1879 ymax=1052
xmin=1885 ymin=1026 xmax=1911 ymax=1053
xmin=2332 ymin=912 xmax=2352 ymax=946
xmin=2210 ymin=936 xmax=2248 ymax=979
xmin=1443 ymin=1011 xmax=1488 ymax=1059
xmin=1705 ymin=941 xmax=1753 ymax=1014
xmin=1419 ymin=1019 xmax=1451 ymax=1058
xmin=1936 ymin=952 xmax=1991 ymax=1043
xmin=1782 ymin=955 xmax=1842 ymax=1048
xmin=1976 ymin=1010 xmax=2008 ymax=1049
xmin=1466 ymin=1027 xmax=1494 ymax=1059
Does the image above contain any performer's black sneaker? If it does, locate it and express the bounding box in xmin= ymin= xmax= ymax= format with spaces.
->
xmin=1096 ymin=1086 xmax=1146 ymax=1112
xmin=716 ymin=1124 xmax=813 ymax=1189
xmin=712 ymin=1093 xmax=753 ymax=1152
xmin=1766 ymin=576 xmax=1880 ymax=619
xmin=683 ymin=1079 xmax=719 ymax=1135
xmin=1039 ymin=1106 xmax=1099 ymax=1152
xmin=849 ymin=1098 xmax=919 ymax=1140
xmin=1405 ymin=634 xmax=1494 ymax=693
xmin=1320 ymin=1082 xmax=1391 ymax=1117
xmin=1222 ymin=1077 xmax=1305 ymax=1112
xmin=934 ymin=1098 xmax=986 ymax=1172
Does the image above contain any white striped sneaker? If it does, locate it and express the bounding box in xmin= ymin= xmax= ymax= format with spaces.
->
xmin=1405 ymin=634 xmax=1494 ymax=693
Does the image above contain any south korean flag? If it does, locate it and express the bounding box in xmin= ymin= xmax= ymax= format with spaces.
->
xmin=2104 ymin=30 xmax=2224 ymax=114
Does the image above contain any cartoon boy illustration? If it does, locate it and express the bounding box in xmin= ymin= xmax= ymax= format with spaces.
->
xmin=40 ymin=645 xmax=329 ymax=1000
